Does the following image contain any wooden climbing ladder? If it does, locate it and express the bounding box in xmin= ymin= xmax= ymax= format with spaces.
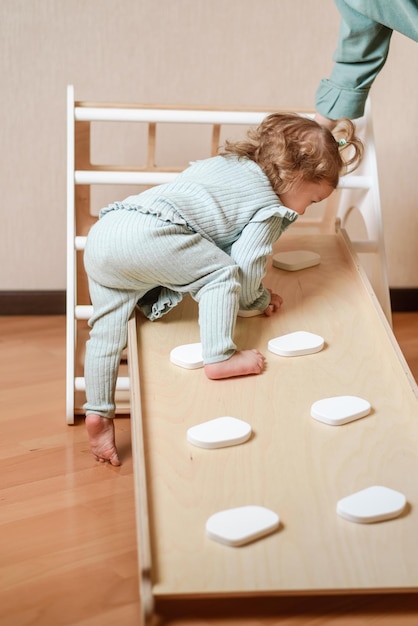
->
xmin=66 ymin=85 xmax=390 ymax=424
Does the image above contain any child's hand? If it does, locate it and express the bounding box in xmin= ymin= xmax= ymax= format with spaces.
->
xmin=264 ymin=290 xmax=283 ymax=316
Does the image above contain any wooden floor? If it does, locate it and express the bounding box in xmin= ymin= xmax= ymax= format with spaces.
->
xmin=1 ymin=313 xmax=418 ymax=625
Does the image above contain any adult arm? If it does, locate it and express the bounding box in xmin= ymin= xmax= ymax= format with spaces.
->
xmin=315 ymin=0 xmax=394 ymax=122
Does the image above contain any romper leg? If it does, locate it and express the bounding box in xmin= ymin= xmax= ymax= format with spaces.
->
xmin=84 ymin=280 xmax=140 ymax=418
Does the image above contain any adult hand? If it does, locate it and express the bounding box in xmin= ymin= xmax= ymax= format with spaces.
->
xmin=314 ymin=111 xmax=337 ymax=130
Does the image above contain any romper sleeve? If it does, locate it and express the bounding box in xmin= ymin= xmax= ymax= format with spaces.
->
xmin=315 ymin=0 xmax=393 ymax=120
xmin=230 ymin=207 xmax=298 ymax=311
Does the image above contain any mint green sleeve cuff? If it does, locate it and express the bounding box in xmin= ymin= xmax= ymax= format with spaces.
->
xmin=315 ymin=0 xmax=393 ymax=120
xmin=315 ymin=79 xmax=370 ymax=120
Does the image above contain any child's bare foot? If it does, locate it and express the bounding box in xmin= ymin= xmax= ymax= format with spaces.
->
xmin=204 ymin=349 xmax=265 ymax=380
xmin=85 ymin=414 xmax=121 ymax=466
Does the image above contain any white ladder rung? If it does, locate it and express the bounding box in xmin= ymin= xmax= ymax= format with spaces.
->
xmin=75 ymin=376 xmax=130 ymax=392
xmin=75 ymin=170 xmax=178 ymax=186
xmin=74 ymin=107 xmax=274 ymax=125
xmin=75 ymin=171 xmax=371 ymax=189
xmin=75 ymin=236 xmax=86 ymax=251
xmin=75 ymin=305 xmax=93 ymax=320
xmin=338 ymin=175 xmax=371 ymax=190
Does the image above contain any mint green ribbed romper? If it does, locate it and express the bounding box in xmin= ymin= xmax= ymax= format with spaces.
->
xmin=83 ymin=155 xmax=297 ymax=418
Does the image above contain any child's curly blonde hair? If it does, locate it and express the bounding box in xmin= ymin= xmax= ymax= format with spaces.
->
xmin=220 ymin=112 xmax=363 ymax=197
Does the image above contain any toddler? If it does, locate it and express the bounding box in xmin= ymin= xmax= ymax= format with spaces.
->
xmin=83 ymin=112 xmax=363 ymax=465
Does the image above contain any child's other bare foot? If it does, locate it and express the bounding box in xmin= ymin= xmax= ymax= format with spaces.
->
xmin=85 ymin=414 xmax=121 ymax=466
xmin=204 ymin=349 xmax=265 ymax=380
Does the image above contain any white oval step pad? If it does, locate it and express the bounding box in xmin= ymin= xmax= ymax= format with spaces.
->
xmin=268 ymin=331 xmax=324 ymax=357
xmin=337 ymin=486 xmax=407 ymax=523
xmin=206 ymin=505 xmax=280 ymax=546
xmin=187 ymin=416 xmax=252 ymax=449
xmin=272 ymin=249 xmax=320 ymax=271
xmin=170 ymin=342 xmax=203 ymax=369
xmin=311 ymin=395 xmax=371 ymax=425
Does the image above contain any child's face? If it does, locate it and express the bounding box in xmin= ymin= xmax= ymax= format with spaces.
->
xmin=279 ymin=179 xmax=334 ymax=215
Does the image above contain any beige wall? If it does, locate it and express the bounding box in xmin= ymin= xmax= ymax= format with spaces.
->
xmin=1 ymin=0 xmax=417 ymax=291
